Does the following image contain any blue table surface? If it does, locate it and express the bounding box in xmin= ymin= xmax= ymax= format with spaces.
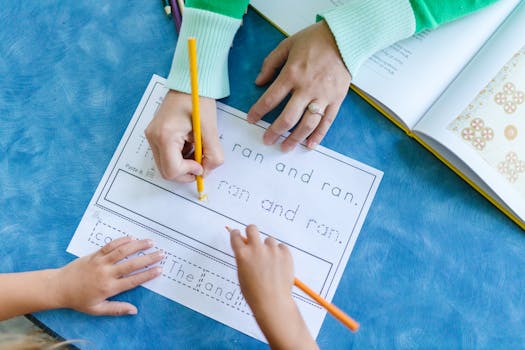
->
xmin=1 ymin=2 xmax=524 ymax=349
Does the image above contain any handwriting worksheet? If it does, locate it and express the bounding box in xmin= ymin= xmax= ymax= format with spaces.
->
xmin=67 ymin=75 xmax=382 ymax=342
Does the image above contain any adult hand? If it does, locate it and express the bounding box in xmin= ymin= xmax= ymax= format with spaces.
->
xmin=57 ymin=236 xmax=163 ymax=316
xmin=145 ymin=90 xmax=224 ymax=182
xmin=247 ymin=21 xmax=351 ymax=152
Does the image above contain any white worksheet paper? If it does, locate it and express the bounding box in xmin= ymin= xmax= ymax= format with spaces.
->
xmin=67 ymin=75 xmax=383 ymax=342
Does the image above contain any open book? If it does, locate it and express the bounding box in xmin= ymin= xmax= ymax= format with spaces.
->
xmin=250 ymin=0 xmax=525 ymax=229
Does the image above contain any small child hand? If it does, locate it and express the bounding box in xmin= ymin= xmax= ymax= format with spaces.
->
xmin=230 ymin=225 xmax=295 ymax=314
xmin=145 ymin=90 xmax=224 ymax=182
xmin=229 ymin=225 xmax=318 ymax=350
xmin=57 ymin=236 xmax=163 ymax=316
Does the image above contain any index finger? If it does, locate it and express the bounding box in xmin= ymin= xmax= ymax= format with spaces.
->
xmin=229 ymin=228 xmax=246 ymax=254
xmin=99 ymin=236 xmax=133 ymax=256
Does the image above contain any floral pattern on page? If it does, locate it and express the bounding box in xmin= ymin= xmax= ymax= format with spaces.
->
xmin=448 ymin=45 xmax=525 ymax=199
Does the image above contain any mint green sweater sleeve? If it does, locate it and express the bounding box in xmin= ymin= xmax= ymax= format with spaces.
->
xmin=320 ymin=0 xmax=500 ymax=78
xmin=166 ymin=1 xmax=249 ymax=98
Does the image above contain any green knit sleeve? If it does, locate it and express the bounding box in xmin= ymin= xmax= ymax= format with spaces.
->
xmin=409 ymin=0 xmax=501 ymax=32
xmin=166 ymin=0 xmax=251 ymax=98
xmin=186 ymin=0 xmax=249 ymax=19
xmin=319 ymin=0 xmax=416 ymax=78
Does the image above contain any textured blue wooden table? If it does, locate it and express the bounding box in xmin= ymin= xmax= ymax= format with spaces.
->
xmin=1 ymin=2 xmax=524 ymax=349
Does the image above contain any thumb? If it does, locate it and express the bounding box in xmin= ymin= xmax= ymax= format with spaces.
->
xmin=87 ymin=301 xmax=138 ymax=316
xmin=255 ymin=38 xmax=291 ymax=85
xmin=174 ymin=159 xmax=204 ymax=183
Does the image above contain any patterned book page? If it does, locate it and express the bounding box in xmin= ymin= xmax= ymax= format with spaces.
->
xmin=447 ymin=45 xmax=525 ymax=200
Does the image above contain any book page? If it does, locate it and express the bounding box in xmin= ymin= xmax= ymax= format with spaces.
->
xmin=414 ymin=3 xmax=525 ymax=224
xmin=353 ymin=0 xmax=519 ymax=130
xmin=67 ymin=75 xmax=383 ymax=342
xmin=251 ymin=0 xmax=519 ymax=130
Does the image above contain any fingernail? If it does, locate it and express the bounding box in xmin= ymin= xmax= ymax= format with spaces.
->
xmin=281 ymin=144 xmax=292 ymax=153
xmin=155 ymin=267 xmax=163 ymax=275
xmin=246 ymin=112 xmax=257 ymax=124
xmin=307 ymin=141 xmax=318 ymax=150
xmin=255 ymin=72 xmax=262 ymax=82
xmin=128 ymin=309 xmax=138 ymax=315
xmin=263 ymin=133 xmax=277 ymax=146
xmin=146 ymin=239 xmax=154 ymax=247
xmin=157 ymin=250 xmax=165 ymax=258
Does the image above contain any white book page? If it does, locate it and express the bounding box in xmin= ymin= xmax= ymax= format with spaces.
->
xmin=68 ymin=75 xmax=383 ymax=342
xmin=414 ymin=3 xmax=525 ymax=223
xmin=354 ymin=0 xmax=519 ymax=130
xmin=251 ymin=0 xmax=519 ymax=130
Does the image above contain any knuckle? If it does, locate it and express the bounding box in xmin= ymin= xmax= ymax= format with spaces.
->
xmin=155 ymin=128 xmax=174 ymax=146
xmin=208 ymin=153 xmax=225 ymax=168
xmin=100 ymin=244 xmax=112 ymax=255
xmin=99 ymin=281 xmax=114 ymax=295
xmin=237 ymin=249 xmax=249 ymax=262
xmin=163 ymin=169 xmax=179 ymax=181
xmin=278 ymin=243 xmax=289 ymax=253
xmin=144 ymin=126 xmax=153 ymax=140
xmin=279 ymin=118 xmax=295 ymax=131
xmin=115 ymin=306 xmax=128 ymax=316
xmin=259 ymin=95 xmax=275 ymax=111
xmin=303 ymin=117 xmax=319 ymax=131
xmin=265 ymin=237 xmax=276 ymax=245
xmin=284 ymin=64 xmax=301 ymax=81
xmin=115 ymin=247 xmax=127 ymax=259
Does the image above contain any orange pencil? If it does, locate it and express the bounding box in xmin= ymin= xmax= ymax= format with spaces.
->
xmin=225 ymin=227 xmax=359 ymax=332
xmin=188 ymin=37 xmax=206 ymax=201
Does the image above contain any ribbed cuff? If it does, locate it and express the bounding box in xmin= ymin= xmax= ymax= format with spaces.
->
xmin=166 ymin=7 xmax=242 ymax=99
xmin=319 ymin=0 xmax=416 ymax=78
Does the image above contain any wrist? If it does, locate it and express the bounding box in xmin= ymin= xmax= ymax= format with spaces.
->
xmin=48 ymin=267 xmax=71 ymax=309
xmin=253 ymin=296 xmax=315 ymax=349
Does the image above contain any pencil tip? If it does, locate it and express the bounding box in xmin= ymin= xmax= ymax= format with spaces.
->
xmin=198 ymin=193 xmax=208 ymax=202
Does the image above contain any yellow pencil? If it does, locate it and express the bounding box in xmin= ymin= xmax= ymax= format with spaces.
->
xmin=188 ymin=37 xmax=206 ymax=201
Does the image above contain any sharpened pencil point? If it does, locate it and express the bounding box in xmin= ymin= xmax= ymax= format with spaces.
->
xmin=198 ymin=192 xmax=208 ymax=201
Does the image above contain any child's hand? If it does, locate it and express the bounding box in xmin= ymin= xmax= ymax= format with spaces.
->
xmin=247 ymin=21 xmax=351 ymax=152
xmin=57 ymin=236 xmax=163 ymax=316
xmin=229 ymin=225 xmax=318 ymax=350
xmin=230 ymin=225 xmax=295 ymax=313
xmin=145 ymin=90 xmax=224 ymax=182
